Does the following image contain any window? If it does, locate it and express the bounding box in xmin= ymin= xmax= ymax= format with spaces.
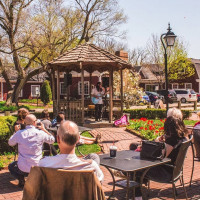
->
xmin=78 ymin=81 xmax=89 ymax=95
xmin=172 ymin=83 xmax=179 ymax=89
xmin=31 ymin=85 xmax=40 ymax=97
xmin=145 ymin=84 xmax=159 ymax=92
xmin=175 ymin=90 xmax=188 ymax=94
xmin=60 ymin=82 xmax=67 ymax=95
xmin=185 ymin=83 xmax=192 ymax=89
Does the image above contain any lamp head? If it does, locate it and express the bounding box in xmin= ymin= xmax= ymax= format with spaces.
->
xmin=163 ymin=23 xmax=177 ymax=47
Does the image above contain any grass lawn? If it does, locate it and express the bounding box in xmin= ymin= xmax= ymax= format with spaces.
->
xmin=76 ymin=131 xmax=101 ymax=156
xmin=0 ymin=131 xmax=101 ymax=169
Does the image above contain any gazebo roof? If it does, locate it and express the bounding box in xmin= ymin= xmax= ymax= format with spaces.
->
xmin=48 ymin=43 xmax=132 ymax=72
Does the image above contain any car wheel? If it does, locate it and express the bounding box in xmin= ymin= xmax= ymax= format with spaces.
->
xmin=181 ymin=98 xmax=186 ymax=103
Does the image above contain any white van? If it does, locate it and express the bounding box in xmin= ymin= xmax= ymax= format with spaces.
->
xmin=174 ymin=89 xmax=197 ymax=103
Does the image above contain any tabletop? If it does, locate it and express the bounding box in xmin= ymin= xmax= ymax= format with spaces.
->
xmin=100 ymin=150 xmax=171 ymax=172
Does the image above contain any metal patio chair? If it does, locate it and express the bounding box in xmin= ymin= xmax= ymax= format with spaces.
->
xmin=144 ymin=135 xmax=192 ymax=200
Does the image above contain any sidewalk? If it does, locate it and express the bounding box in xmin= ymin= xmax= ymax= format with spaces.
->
xmin=0 ymin=127 xmax=200 ymax=199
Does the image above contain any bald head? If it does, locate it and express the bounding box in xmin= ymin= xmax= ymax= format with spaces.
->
xmin=57 ymin=121 xmax=79 ymax=146
xmin=25 ymin=114 xmax=37 ymax=125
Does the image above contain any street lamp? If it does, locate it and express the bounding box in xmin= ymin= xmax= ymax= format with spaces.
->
xmin=160 ymin=23 xmax=177 ymax=112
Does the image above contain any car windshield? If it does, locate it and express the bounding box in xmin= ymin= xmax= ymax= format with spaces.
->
xmin=149 ymin=92 xmax=158 ymax=96
xmin=190 ymin=90 xmax=196 ymax=94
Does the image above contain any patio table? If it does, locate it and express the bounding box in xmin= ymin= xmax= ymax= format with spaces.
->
xmin=100 ymin=150 xmax=170 ymax=200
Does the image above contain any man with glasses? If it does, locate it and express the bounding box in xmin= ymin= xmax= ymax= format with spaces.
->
xmin=8 ymin=114 xmax=55 ymax=187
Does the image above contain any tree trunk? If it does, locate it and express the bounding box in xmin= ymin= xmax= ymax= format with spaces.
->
xmin=5 ymin=78 xmax=27 ymax=106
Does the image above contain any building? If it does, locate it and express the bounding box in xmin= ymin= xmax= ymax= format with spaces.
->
xmin=135 ymin=59 xmax=200 ymax=93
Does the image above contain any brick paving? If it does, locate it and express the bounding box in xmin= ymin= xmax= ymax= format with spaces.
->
xmin=1 ymin=127 xmax=200 ymax=199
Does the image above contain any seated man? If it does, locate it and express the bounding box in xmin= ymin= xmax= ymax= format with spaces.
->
xmin=8 ymin=114 xmax=55 ymax=186
xmin=39 ymin=120 xmax=104 ymax=182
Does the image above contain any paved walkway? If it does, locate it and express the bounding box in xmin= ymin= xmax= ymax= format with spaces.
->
xmin=1 ymin=127 xmax=200 ymax=199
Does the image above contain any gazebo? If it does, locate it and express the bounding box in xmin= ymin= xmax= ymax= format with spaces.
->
xmin=48 ymin=43 xmax=132 ymax=124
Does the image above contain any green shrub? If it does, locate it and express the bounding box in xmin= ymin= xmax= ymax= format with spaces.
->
xmin=41 ymin=80 xmax=52 ymax=105
xmin=124 ymin=109 xmax=191 ymax=120
xmin=18 ymin=105 xmax=31 ymax=110
xmin=0 ymin=105 xmax=18 ymax=111
xmin=0 ymin=116 xmax=17 ymax=154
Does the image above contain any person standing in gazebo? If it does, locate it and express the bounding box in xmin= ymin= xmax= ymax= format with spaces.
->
xmin=91 ymin=82 xmax=105 ymax=122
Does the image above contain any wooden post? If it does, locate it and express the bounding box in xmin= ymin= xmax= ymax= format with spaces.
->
xmin=109 ymin=67 xmax=113 ymax=123
xmin=80 ymin=62 xmax=84 ymax=124
xmin=56 ymin=68 xmax=60 ymax=114
xmin=89 ymin=72 xmax=92 ymax=100
xmin=120 ymin=67 xmax=123 ymax=116
xmin=178 ymin=101 xmax=181 ymax=110
xmin=52 ymin=70 xmax=55 ymax=101
xmin=194 ymin=100 xmax=197 ymax=110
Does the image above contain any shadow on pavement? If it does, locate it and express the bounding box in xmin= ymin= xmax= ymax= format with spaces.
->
xmin=0 ymin=171 xmax=23 ymax=194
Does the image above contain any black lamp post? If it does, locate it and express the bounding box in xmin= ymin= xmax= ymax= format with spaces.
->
xmin=160 ymin=23 xmax=177 ymax=112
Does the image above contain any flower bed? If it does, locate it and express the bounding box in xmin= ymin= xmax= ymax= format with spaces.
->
xmin=126 ymin=118 xmax=165 ymax=140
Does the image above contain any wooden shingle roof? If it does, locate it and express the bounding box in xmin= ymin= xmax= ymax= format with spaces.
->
xmin=48 ymin=43 xmax=132 ymax=72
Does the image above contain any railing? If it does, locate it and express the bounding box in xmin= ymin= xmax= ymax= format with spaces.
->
xmin=53 ymin=100 xmax=82 ymax=122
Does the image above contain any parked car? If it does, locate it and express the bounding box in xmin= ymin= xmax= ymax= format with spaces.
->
xmin=174 ymin=89 xmax=197 ymax=103
xmin=145 ymin=91 xmax=162 ymax=104
xmin=156 ymin=89 xmax=177 ymax=104
xmin=142 ymin=94 xmax=150 ymax=103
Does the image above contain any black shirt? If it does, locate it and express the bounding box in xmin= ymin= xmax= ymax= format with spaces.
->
xmin=165 ymin=136 xmax=187 ymax=165
xmin=14 ymin=121 xmax=26 ymax=130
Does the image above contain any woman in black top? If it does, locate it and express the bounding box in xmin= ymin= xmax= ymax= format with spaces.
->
xmin=135 ymin=116 xmax=187 ymax=199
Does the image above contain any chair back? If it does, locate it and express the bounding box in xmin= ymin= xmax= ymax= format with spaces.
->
xmin=23 ymin=167 xmax=105 ymax=200
xmin=173 ymin=135 xmax=193 ymax=181
xmin=192 ymin=129 xmax=200 ymax=158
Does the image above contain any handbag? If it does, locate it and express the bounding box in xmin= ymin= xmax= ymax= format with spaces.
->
xmin=140 ymin=140 xmax=165 ymax=160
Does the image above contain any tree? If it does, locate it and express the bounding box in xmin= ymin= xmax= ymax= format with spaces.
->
xmin=144 ymin=35 xmax=194 ymax=86
xmin=0 ymin=0 xmax=44 ymax=105
xmin=73 ymin=0 xmax=127 ymax=44
xmin=41 ymin=80 xmax=52 ymax=105
xmin=113 ymin=69 xmax=144 ymax=108
xmin=167 ymin=39 xmax=195 ymax=82
xmin=0 ymin=0 xmax=127 ymax=105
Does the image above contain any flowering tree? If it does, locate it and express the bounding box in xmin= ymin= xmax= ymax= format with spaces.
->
xmin=113 ymin=69 xmax=144 ymax=108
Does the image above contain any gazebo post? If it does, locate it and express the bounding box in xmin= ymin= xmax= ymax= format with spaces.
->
xmin=56 ymin=68 xmax=60 ymax=115
xmin=80 ymin=62 xmax=84 ymax=124
xmin=51 ymin=69 xmax=56 ymax=117
xmin=89 ymin=72 xmax=92 ymax=99
xmin=109 ymin=67 xmax=113 ymax=123
xmin=120 ymin=67 xmax=123 ymax=116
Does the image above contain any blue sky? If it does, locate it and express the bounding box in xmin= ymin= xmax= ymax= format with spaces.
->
xmin=118 ymin=0 xmax=200 ymax=58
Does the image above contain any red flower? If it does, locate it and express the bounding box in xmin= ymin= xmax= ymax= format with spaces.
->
xmin=140 ymin=127 xmax=144 ymax=129
xmin=155 ymin=130 xmax=159 ymax=133
xmin=149 ymin=126 xmax=155 ymax=130
xmin=140 ymin=117 xmax=147 ymax=121
xmin=145 ymin=128 xmax=147 ymax=130
xmin=159 ymin=127 xmax=164 ymax=130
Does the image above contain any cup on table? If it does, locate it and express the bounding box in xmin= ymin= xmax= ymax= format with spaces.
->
xmin=110 ymin=145 xmax=117 ymax=158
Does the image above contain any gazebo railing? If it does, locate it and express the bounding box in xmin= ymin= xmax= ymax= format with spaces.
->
xmin=53 ymin=100 xmax=82 ymax=123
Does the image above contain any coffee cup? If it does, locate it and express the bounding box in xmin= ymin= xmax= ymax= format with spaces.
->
xmin=110 ymin=145 xmax=117 ymax=158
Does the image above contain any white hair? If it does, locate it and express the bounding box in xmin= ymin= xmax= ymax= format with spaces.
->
xmin=167 ymin=108 xmax=183 ymax=120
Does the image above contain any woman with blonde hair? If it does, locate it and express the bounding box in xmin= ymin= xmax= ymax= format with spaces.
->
xmin=167 ymin=107 xmax=183 ymax=120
